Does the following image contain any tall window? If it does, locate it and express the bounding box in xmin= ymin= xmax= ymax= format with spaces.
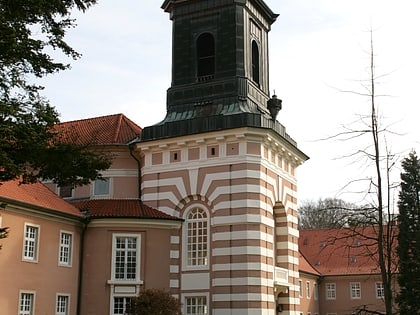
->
xmin=196 ymin=33 xmax=215 ymax=80
xmin=298 ymin=280 xmax=303 ymax=297
xmin=113 ymin=297 xmax=132 ymax=315
xmin=376 ymin=282 xmax=384 ymax=299
xmin=94 ymin=178 xmax=110 ymax=196
xmin=112 ymin=235 xmax=140 ymax=281
xmin=306 ymin=281 xmax=311 ymax=298
xmin=23 ymin=224 xmax=39 ymax=261
xmin=326 ymin=283 xmax=336 ymax=300
xmin=186 ymin=207 xmax=208 ymax=266
xmin=314 ymin=283 xmax=319 ymax=300
xmin=350 ymin=282 xmax=361 ymax=299
xmin=59 ymin=232 xmax=73 ymax=266
xmin=251 ymin=40 xmax=260 ymax=84
xmin=56 ymin=295 xmax=69 ymax=315
xmin=185 ymin=296 xmax=207 ymax=315
xmin=19 ymin=292 xmax=34 ymax=315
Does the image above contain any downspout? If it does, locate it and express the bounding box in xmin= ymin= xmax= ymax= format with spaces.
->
xmin=77 ymin=211 xmax=90 ymax=315
xmin=129 ymin=143 xmax=143 ymax=202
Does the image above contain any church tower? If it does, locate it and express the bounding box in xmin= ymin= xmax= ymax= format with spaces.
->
xmin=133 ymin=0 xmax=308 ymax=314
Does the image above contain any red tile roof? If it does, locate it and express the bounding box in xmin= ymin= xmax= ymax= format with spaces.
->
xmin=55 ymin=113 xmax=142 ymax=145
xmin=299 ymin=251 xmax=321 ymax=276
xmin=0 ymin=180 xmax=82 ymax=217
xmin=71 ymin=199 xmax=181 ymax=221
xmin=299 ymin=227 xmax=393 ymax=276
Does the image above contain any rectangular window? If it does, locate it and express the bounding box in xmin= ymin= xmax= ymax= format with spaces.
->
xmin=56 ymin=295 xmax=69 ymax=315
xmin=306 ymin=281 xmax=311 ymax=298
xmin=59 ymin=232 xmax=73 ymax=266
xmin=326 ymin=283 xmax=336 ymax=300
xmin=376 ymin=282 xmax=384 ymax=299
xmin=350 ymin=282 xmax=361 ymax=299
xmin=112 ymin=234 xmax=140 ymax=281
xmin=19 ymin=292 xmax=35 ymax=315
xmin=23 ymin=224 xmax=39 ymax=261
xmin=59 ymin=185 xmax=73 ymax=198
xmin=113 ymin=297 xmax=132 ymax=315
xmin=185 ymin=296 xmax=207 ymax=315
xmin=298 ymin=280 xmax=303 ymax=297
xmin=94 ymin=178 xmax=110 ymax=196
xmin=314 ymin=283 xmax=319 ymax=300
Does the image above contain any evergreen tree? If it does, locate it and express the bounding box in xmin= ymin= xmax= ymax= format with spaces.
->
xmin=397 ymin=151 xmax=420 ymax=314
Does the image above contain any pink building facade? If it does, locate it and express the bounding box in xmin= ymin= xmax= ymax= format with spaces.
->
xmin=0 ymin=1 xmax=396 ymax=315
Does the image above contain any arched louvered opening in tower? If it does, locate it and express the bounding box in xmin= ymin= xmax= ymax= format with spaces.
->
xmin=196 ymin=32 xmax=215 ymax=81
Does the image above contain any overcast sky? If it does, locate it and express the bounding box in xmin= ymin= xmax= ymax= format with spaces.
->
xmin=41 ymin=0 xmax=420 ymax=204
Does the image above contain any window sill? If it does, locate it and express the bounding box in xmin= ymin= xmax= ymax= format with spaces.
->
xmin=107 ymin=280 xmax=144 ymax=286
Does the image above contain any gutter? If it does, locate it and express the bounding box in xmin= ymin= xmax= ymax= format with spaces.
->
xmin=129 ymin=143 xmax=143 ymax=202
xmin=76 ymin=210 xmax=90 ymax=315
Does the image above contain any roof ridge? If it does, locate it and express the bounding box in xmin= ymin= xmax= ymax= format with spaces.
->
xmin=58 ymin=113 xmax=124 ymax=125
xmin=114 ymin=114 xmax=124 ymax=143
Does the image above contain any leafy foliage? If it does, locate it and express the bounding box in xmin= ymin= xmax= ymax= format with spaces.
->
xmin=126 ymin=289 xmax=182 ymax=315
xmin=0 ymin=0 xmax=113 ymax=186
xmin=397 ymin=151 xmax=420 ymax=314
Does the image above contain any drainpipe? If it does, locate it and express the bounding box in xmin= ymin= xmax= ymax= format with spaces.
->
xmin=76 ymin=211 xmax=90 ymax=315
xmin=129 ymin=143 xmax=143 ymax=202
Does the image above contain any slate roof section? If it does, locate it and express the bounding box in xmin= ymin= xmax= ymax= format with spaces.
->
xmin=299 ymin=227 xmax=389 ymax=276
xmin=71 ymin=199 xmax=181 ymax=221
xmin=55 ymin=113 xmax=142 ymax=146
xmin=0 ymin=179 xmax=82 ymax=217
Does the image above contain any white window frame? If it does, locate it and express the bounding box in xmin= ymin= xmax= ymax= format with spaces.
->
xmin=350 ymin=282 xmax=361 ymax=299
xmin=111 ymin=296 xmax=132 ymax=315
xmin=182 ymin=205 xmax=209 ymax=270
xmin=306 ymin=281 xmax=311 ymax=298
xmin=19 ymin=291 xmax=35 ymax=315
xmin=314 ymin=283 xmax=319 ymax=300
xmin=375 ymin=282 xmax=384 ymax=299
xmin=93 ymin=177 xmax=111 ymax=197
xmin=326 ymin=283 xmax=336 ymax=300
xmin=111 ymin=233 xmax=141 ymax=282
xmin=58 ymin=231 xmax=73 ymax=266
xmin=22 ymin=223 xmax=40 ymax=262
xmin=56 ymin=294 xmax=70 ymax=315
xmin=184 ymin=293 xmax=209 ymax=315
xmin=298 ymin=280 xmax=303 ymax=297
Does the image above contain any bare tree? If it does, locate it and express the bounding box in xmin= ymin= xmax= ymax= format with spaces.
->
xmin=326 ymin=31 xmax=400 ymax=315
xmin=298 ymin=197 xmax=374 ymax=229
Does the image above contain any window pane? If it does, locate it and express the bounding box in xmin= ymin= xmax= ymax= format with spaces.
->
xmin=94 ymin=178 xmax=109 ymax=195
xmin=114 ymin=236 xmax=138 ymax=280
xmin=113 ymin=297 xmax=131 ymax=315
xmin=187 ymin=208 xmax=208 ymax=266
xmin=186 ymin=296 xmax=207 ymax=315
xmin=56 ymin=295 xmax=69 ymax=315
xmin=19 ymin=293 xmax=34 ymax=315
xmin=59 ymin=232 xmax=72 ymax=265
xmin=24 ymin=225 xmax=38 ymax=260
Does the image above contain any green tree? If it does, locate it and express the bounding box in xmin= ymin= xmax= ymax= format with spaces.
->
xmin=126 ymin=289 xmax=182 ymax=315
xmin=0 ymin=0 xmax=111 ymax=186
xmin=397 ymin=151 xmax=420 ymax=314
